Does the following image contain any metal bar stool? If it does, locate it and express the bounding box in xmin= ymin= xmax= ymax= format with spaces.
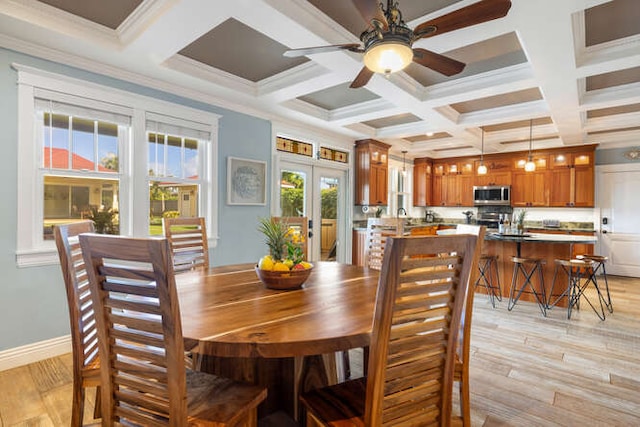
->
xmin=548 ymin=258 xmax=606 ymax=321
xmin=475 ymin=254 xmax=502 ymax=308
xmin=576 ymin=254 xmax=613 ymax=313
xmin=508 ymin=257 xmax=547 ymax=316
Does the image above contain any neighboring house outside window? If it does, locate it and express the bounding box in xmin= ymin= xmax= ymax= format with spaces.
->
xmin=15 ymin=64 xmax=219 ymax=267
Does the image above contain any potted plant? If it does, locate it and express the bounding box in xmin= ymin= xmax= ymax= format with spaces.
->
xmin=516 ymin=209 xmax=527 ymax=234
xmin=86 ymin=206 xmax=118 ymax=234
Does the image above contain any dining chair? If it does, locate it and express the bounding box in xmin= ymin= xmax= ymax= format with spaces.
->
xmin=163 ymin=216 xmax=209 ymax=272
xmin=454 ymin=224 xmax=486 ymax=427
xmin=364 ymin=217 xmax=404 ymax=270
xmin=53 ymin=221 xmax=101 ymax=427
xmin=79 ymin=233 xmax=267 ymax=426
xmin=300 ymin=232 xmax=483 ymax=426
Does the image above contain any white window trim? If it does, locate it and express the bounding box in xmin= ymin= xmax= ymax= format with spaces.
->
xmin=14 ymin=63 xmax=220 ymax=267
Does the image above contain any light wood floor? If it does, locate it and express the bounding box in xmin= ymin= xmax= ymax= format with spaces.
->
xmin=1 ymin=275 xmax=638 ymax=426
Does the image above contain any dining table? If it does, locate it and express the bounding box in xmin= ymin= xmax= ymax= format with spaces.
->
xmin=175 ymin=261 xmax=380 ymax=418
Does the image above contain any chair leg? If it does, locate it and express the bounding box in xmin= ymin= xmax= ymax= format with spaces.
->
xmin=491 ymin=257 xmax=503 ymax=302
xmin=71 ymin=378 xmax=84 ymax=427
xmin=93 ymin=385 xmax=102 ymax=419
xmin=459 ymin=366 xmax=471 ymax=427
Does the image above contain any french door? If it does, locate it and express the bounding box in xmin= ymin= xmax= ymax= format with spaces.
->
xmin=596 ymin=164 xmax=640 ymax=277
xmin=277 ymin=159 xmax=348 ymax=263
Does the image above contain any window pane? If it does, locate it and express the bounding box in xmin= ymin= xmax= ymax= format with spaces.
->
xmin=43 ymin=113 xmax=70 ymax=169
xmin=97 ymin=122 xmax=118 ymax=173
xmin=72 ymin=117 xmax=95 ymax=171
xmin=43 ymin=176 xmax=120 ymax=240
xmin=166 ymin=135 xmax=181 ymax=178
xmin=149 ymin=181 xmax=199 ymax=235
xmin=148 ymin=132 xmax=165 ymax=177
xmin=185 ymin=138 xmax=198 ymax=180
xmin=280 ymin=171 xmax=305 ymax=217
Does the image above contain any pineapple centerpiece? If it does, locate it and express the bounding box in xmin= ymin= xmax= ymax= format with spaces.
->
xmin=256 ymin=217 xmax=313 ymax=289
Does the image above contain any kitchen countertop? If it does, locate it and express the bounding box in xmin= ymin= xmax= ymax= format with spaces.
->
xmin=486 ymin=232 xmax=597 ymax=243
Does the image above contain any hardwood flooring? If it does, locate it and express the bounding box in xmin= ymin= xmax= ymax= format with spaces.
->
xmin=1 ymin=275 xmax=638 ymax=426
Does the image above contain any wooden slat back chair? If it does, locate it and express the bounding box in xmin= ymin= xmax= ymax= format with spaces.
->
xmin=454 ymin=224 xmax=486 ymax=426
xmin=273 ymin=216 xmax=309 ymax=260
xmin=300 ymin=232 xmax=483 ymax=427
xmin=163 ymin=216 xmax=209 ymax=272
xmin=53 ymin=221 xmax=101 ymax=426
xmin=79 ymin=234 xmax=267 ymax=426
xmin=365 ymin=217 xmax=404 ymax=270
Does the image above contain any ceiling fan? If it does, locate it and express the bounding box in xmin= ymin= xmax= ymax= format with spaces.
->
xmin=284 ymin=0 xmax=512 ymax=88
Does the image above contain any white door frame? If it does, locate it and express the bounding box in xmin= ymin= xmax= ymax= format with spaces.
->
xmin=273 ymin=153 xmax=351 ymax=263
xmin=596 ymin=163 xmax=640 ymax=277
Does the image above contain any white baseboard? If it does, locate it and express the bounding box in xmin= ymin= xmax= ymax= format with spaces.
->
xmin=0 ymin=335 xmax=71 ymax=371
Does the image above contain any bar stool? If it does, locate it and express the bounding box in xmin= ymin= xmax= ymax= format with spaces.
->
xmin=475 ymin=254 xmax=502 ymax=308
xmin=548 ymin=258 xmax=606 ymax=321
xmin=508 ymin=257 xmax=547 ymax=316
xmin=576 ymin=254 xmax=613 ymax=313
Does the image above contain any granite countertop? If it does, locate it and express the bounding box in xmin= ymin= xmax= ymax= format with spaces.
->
xmin=485 ymin=232 xmax=597 ymax=243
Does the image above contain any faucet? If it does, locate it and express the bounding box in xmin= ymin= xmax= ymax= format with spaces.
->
xmin=397 ymin=207 xmax=407 ymax=218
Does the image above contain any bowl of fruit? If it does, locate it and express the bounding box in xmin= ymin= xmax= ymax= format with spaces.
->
xmin=255 ymin=256 xmax=313 ymax=290
xmin=256 ymin=217 xmax=313 ymax=290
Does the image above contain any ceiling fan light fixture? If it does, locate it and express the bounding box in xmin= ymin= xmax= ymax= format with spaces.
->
xmin=363 ymin=41 xmax=413 ymax=74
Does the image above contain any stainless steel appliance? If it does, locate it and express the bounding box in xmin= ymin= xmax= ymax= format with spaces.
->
xmin=473 ymin=185 xmax=511 ymax=206
xmin=476 ymin=206 xmax=513 ymax=230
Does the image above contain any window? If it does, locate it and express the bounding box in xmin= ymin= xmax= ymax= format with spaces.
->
xmin=16 ymin=65 xmax=219 ymax=267
xmin=39 ymin=107 xmax=126 ymax=239
xmin=147 ymin=113 xmax=211 ymax=235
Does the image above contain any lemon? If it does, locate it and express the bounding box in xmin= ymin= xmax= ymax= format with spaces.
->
xmin=273 ymin=262 xmax=290 ymax=271
xmin=300 ymin=261 xmax=313 ymax=269
xmin=258 ymin=255 xmax=274 ymax=270
xmin=283 ymin=259 xmax=294 ymax=269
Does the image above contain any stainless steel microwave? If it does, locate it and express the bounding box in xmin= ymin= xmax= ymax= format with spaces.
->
xmin=473 ymin=185 xmax=511 ymax=206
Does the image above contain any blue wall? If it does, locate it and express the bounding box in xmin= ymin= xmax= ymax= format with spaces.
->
xmin=0 ymin=48 xmax=272 ymax=351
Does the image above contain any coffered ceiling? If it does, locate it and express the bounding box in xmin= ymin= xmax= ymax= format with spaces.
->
xmin=1 ymin=0 xmax=639 ymax=158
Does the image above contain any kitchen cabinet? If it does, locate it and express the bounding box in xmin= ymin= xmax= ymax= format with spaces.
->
xmin=474 ymin=159 xmax=512 ymax=186
xmin=413 ymin=158 xmax=432 ymax=206
xmin=512 ymin=171 xmax=548 ymax=207
xmin=433 ymin=159 xmax=474 ymax=206
xmin=354 ymin=139 xmax=390 ymax=206
xmin=548 ymin=150 xmax=594 ymax=207
xmin=352 ymin=229 xmax=366 ymax=266
xmin=511 ymin=154 xmax=548 ymax=207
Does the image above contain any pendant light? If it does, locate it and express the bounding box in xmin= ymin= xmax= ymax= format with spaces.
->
xmin=477 ymin=128 xmax=487 ymax=175
xmin=524 ymin=119 xmax=536 ymax=172
xmin=401 ymin=150 xmax=407 ymax=177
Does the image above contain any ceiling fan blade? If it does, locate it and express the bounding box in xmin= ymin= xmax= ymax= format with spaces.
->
xmin=284 ymin=43 xmax=362 ymax=58
xmin=350 ymin=66 xmax=374 ymax=88
xmin=352 ymin=0 xmax=389 ymax=30
xmin=412 ymin=48 xmax=466 ymax=76
xmin=414 ymin=0 xmax=512 ymax=39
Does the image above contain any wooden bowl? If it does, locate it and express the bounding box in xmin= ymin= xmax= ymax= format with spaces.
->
xmin=255 ymin=265 xmax=313 ymax=290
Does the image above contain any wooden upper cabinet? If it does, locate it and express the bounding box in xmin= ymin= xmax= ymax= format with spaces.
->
xmin=474 ymin=159 xmax=512 ymax=186
xmin=354 ymin=139 xmax=390 ymax=206
xmin=512 ymin=170 xmax=548 ymax=207
xmin=432 ymin=158 xmax=474 ymax=206
xmin=548 ymin=150 xmax=594 ymax=207
xmin=413 ymin=158 xmax=432 ymax=207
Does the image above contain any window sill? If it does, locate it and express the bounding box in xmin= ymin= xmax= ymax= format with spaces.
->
xmin=16 ymin=248 xmax=59 ymax=268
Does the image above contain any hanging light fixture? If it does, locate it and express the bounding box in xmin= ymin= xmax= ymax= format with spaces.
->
xmin=477 ymin=128 xmax=487 ymax=175
xmin=401 ymin=150 xmax=408 ymax=177
xmin=524 ymin=119 xmax=536 ymax=172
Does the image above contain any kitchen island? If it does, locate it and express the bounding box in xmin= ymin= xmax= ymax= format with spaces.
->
xmin=482 ymin=232 xmax=597 ymax=307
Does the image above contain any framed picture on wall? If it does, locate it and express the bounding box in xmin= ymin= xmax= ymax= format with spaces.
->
xmin=227 ymin=156 xmax=267 ymax=205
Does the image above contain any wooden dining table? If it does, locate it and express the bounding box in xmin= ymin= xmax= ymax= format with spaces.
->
xmin=175 ymin=261 xmax=380 ymax=418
